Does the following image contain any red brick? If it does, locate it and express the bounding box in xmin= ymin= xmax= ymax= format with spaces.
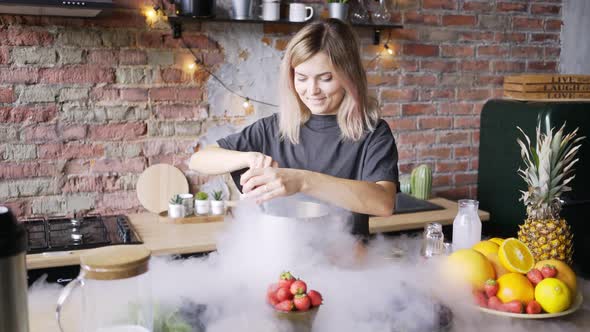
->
xmin=477 ymin=45 xmax=509 ymax=57
xmin=403 ymin=11 xmax=439 ymax=25
xmin=439 ymin=103 xmax=473 ymax=115
xmin=494 ymin=32 xmax=526 ymax=43
xmin=442 ymin=15 xmax=476 ymax=26
xmin=454 ymin=117 xmax=480 ymax=129
xmin=418 ymin=147 xmax=452 ymax=159
xmin=88 ymin=50 xmax=118 ymax=66
xmin=0 ymin=68 xmax=39 ymax=84
xmin=437 ymin=131 xmax=471 ymax=144
xmin=381 ymin=104 xmax=401 ymax=117
xmin=386 ymin=118 xmax=417 ymax=131
xmin=403 ymin=44 xmax=439 ymax=57
xmin=545 ymin=19 xmax=562 ymax=31
xmin=177 ymin=87 xmax=203 ymax=102
xmin=457 ymin=89 xmax=491 ymax=101
xmin=0 ymin=162 xmax=58 ymax=179
xmin=475 ymin=75 xmax=504 ymax=86
xmin=513 ymin=17 xmax=544 ymax=30
xmin=397 ymin=149 xmax=416 ymax=160
xmin=40 ymin=65 xmax=115 ymax=84
xmin=136 ymin=31 xmax=167 ymax=48
xmin=381 ymin=89 xmax=417 ymax=102
xmin=455 ymin=172 xmax=478 ymax=185
xmin=462 ymin=1 xmax=494 ymax=12
xmin=423 ymin=0 xmax=456 ymax=10
xmin=419 ymin=117 xmax=453 ymax=129
xmin=61 ymin=125 xmax=87 ymax=141
xmin=38 ymin=143 xmax=104 ymax=159
xmin=380 ymin=59 xmax=419 ymax=71
xmin=177 ymin=34 xmax=219 ymax=49
xmin=0 ymin=87 xmax=15 ymax=103
xmin=390 ymin=29 xmax=420 ymax=41
xmin=161 ymin=68 xmax=185 ymax=83
xmin=155 ymin=105 xmax=207 ymax=120
xmin=471 ymin=158 xmax=479 ymax=171
xmin=436 ymin=160 xmax=469 ymax=172
xmin=0 ymin=104 xmax=57 ymax=123
xmin=455 ymin=146 xmax=478 ymax=158
xmin=119 ymin=50 xmax=147 ymax=65
xmin=459 ymin=31 xmax=494 ymax=42
xmin=1 ymin=200 xmax=29 ymax=218
xmin=420 ymin=60 xmax=457 ymax=72
xmin=96 ymin=191 xmax=143 ymax=214
xmin=0 ymin=47 xmax=8 ymax=64
xmin=459 ymin=60 xmax=489 ymax=72
xmin=62 ymin=176 xmax=120 ymax=193
xmin=402 ymin=103 xmax=436 ymax=116
xmin=545 ymin=47 xmax=561 ymax=57
xmin=120 ymin=88 xmax=148 ymax=101
xmin=433 ymin=174 xmax=452 ymax=187
xmin=367 ymin=73 xmax=399 ymax=86
xmin=441 ymin=45 xmax=474 ymax=57
xmin=531 ymin=33 xmax=559 ymax=43
xmin=397 ymin=132 xmax=436 ymax=146
xmin=92 ymin=157 xmax=146 ymax=174
xmin=420 ymin=89 xmax=455 ymax=101
xmin=89 ymin=123 xmax=147 ymax=141
xmin=4 ymin=26 xmax=53 ymax=46
xmin=527 ymin=61 xmax=558 ymax=72
xmin=493 ymin=61 xmax=526 ymax=73
xmin=401 ymin=74 xmax=437 ymax=86
xmin=496 ymin=2 xmax=527 ymax=12
xmin=90 ymin=86 xmax=119 ymax=101
xmin=24 ymin=124 xmax=58 ymax=142
xmin=511 ymin=46 xmax=543 ymax=58
xmin=531 ymin=4 xmax=561 ymax=15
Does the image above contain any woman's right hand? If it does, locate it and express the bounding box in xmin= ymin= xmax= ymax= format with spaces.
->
xmin=246 ymin=152 xmax=278 ymax=169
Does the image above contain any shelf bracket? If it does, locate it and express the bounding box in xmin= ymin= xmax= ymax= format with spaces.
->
xmin=373 ymin=28 xmax=381 ymax=45
xmin=172 ymin=21 xmax=182 ymax=39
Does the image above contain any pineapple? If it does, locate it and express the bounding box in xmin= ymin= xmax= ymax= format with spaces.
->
xmin=516 ymin=123 xmax=585 ymax=265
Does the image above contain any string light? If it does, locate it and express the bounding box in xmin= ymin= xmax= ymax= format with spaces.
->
xmin=242 ymin=97 xmax=251 ymax=109
xmin=383 ymin=43 xmax=393 ymax=55
xmin=143 ymin=5 xmax=162 ymax=25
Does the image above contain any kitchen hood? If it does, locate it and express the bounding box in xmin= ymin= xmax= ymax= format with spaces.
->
xmin=0 ymin=0 xmax=113 ymax=17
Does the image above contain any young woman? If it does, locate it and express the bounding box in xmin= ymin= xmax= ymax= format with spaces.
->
xmin=190 ymin=19 xmax=399 ymax=238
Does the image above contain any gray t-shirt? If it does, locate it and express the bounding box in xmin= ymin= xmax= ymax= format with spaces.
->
xmin=217 ymin=113 xmax=399 ymax=237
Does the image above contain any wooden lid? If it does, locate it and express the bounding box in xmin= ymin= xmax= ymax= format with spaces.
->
xmin=136 ymin=164 xmax=189 ymax=214
xmin=80 ymin=245 xmax=151 ymax=280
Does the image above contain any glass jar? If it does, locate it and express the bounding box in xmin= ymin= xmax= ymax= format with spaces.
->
xmin=56 ymin=245 xmax=153 ymax=332
xmin=370 ymin=0 xmax=391 ymax=24
xmin=350 ymin=0 xmax=370 ymax=24
xmin=451 ymin=199 xmax=482 ymax=250
xmin=420 ymin=222 xmax=445 ymax=258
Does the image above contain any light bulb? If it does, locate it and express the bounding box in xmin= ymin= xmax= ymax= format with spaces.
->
xmin=145 ymin=8 xmax=157 ymax=20
xmin=384 ymin=43 xmax=393 ymax=55
xmin=242 ymin=98 xmax=251 ymax=109
xmin=188 ymin=63 xmax=196 ymax=70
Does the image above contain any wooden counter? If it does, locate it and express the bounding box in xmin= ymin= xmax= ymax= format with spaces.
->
xmin=26 ymin=197 xmax=489 ymax=270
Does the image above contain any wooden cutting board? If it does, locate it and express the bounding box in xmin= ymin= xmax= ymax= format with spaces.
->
xmin=136 ymin=164 xmax=189 ymax=214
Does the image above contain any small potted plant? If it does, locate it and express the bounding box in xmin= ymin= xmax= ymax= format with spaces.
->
xmin=194 ymin=191 xmax=210 ymax=215
xmin=168 ymin=194 xmax=185 ymax=219
xmin=327 ymin=0 xmax=349 ymax=21
xmin=210 ymin=190 xmax=225 ymax=215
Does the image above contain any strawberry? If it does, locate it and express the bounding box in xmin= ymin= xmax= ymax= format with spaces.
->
xmin=526 ymin=300 xmax=542 ymax=314
xmin=487 ymin=296 xmax=502 ymax=311
xmin=484 ymin=279 xmax=498 ymax=298
xmin=541 ymin=264 xmax=557 ymax=278
xmin=526 ymin=268 xmax=544 ymax=286
xmin=472 ymin=290 xmax=487 ymax=308
xmin=267 ymin=283 xmax=280 ymax=297
xmin=276 ymin=287 xmax=293 ymax=301
xmin=275 ymin=300 xmax=294 ymax=312
xmin=279 ymin=271 xmax=296 ymax=288
xmin=294 ymin=294 xmax=311 ymax=311
xmin=307 ymin=290 xmax=323 ymax=307
xmin=502 ymin=300 xmax=523 ymax=313
xmin=290 ymin=280 xmax=307 ymax=295
xmin=267 ymin=293 xmax=279 ymax=306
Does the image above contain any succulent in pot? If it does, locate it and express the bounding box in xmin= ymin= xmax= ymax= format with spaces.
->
xmin=168 ymin=194 xmax=186 ymax=218
xmin=194 ymin=191 xmax=210 ymax=215
xmin=210 ymin=190 xmax=225 ymax=215
xmin=327 ymin=0 xmax=349 ymax=21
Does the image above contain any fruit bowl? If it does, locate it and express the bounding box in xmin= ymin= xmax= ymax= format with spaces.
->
xmin=272 ymin=305 xmax=319 ymax=331
xmin=477 ymin=292 xmax=583 ymax=319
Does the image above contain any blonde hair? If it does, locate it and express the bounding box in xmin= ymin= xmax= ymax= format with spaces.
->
xmin=279 ymin=19 xmax=379 ymax=144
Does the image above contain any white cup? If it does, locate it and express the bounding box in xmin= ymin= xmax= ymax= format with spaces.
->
xmin=260 ymin=1 xmax=280 ymax=21
xmin=289 ymin=3 xmax=313 ymax=22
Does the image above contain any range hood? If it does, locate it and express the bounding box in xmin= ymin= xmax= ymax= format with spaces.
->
xmin=0 ymin=0 xmax=113 ymax=17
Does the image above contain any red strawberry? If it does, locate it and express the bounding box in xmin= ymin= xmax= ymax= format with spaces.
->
xmin=267 ymin=293 xmax=279 ymax=306
xmin=290 ymin=280 xmax=307 ymax=295
xmin=294 ymin=294 xmax=311 ymax=311
xmin=307 ymin=290 xmax=323 ymax=307
xmin=526 ymin=268 xmax=544 ymax=286
xmin=276 ymin=287 xmax=293 ymax=301
xmin=487 ymin=296 xmax=502 ymax=311
xmin=472 ymin=290 xmax=487 ymax=308
xmin=279 ymin=271 xmax=296 ymax=288
xmin=275 ymin=300 xmax=294 ymax=312
xmin=267 ymin=283 xmax=280 ymax=297
xmin=502 ymin=300 xmax=523 ymax=313
xmin=484 ymin=279 xmax=498 ymax=298
xmin=526 ymin=300 xmax=542 ymax=314
xmin=541 ymin=264 xmax=557 ymax=278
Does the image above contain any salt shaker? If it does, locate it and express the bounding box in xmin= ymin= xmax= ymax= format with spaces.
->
xmin=420 ymin=222 xmax=445 ymax=258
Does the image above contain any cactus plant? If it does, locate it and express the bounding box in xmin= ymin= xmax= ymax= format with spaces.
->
xmin=169 ymin=194 xmax=183 ymax=205
xmin=195 ymin=191 xmax=209 ymax=200
xmin=410 ymin=164 xmax=432 ymax=200
xmin=212 ymin=190 xmax=223 ymax=201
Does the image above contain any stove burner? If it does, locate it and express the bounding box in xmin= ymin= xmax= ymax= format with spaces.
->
xmin=71 ymin=232 xmax=83 ymax=242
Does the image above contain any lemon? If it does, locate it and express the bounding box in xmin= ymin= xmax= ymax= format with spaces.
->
xmin=446 ymin=249 xmax=495 ymax=290
xmin=498 ymin=238 xmax=535 ymax=274
xmin=534 ymin=259 xmax=577 ymax=294
xmin=535 ymin=278 xmax=572 ymax=313
xmin=472 ymin=240 xmax=499 ymax=256
xmin=489 ymin=237 xmax=505 ymax=246
xmin=497 ymin=272 xmax=535 ymax=304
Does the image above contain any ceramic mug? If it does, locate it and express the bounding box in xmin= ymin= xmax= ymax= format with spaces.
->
xmin=260 ymin=1 xmax=280 ymax=21
xmin=289 ymin=3 xmax=313 ymax=22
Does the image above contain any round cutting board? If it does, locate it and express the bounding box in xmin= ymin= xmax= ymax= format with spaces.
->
xmin=136 ymin=164 xmax=189 ymax=214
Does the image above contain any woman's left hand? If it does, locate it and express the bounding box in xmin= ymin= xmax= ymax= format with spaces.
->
xmin=240 ymin=168 xmax=305 ymax=203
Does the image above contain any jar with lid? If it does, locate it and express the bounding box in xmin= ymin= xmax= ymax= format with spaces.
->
xmin=420 ymin=222 xmax=445 ymax=258
xmin=451 ymin=199 xmax=482 ymax=250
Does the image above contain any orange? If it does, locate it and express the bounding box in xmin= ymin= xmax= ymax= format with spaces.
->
xmin=446 ymin=249 xmax=495 ymax=290
xmin=498 ymin=238 xmax=534 ymax=274
xmin=488 ymin=237 xmax=505 ymax=246
xmin=472 ymin=241 xmax=499 ymax=256
xmin=496 ymin=272 xmax=535 ymax=304
xmin=535 ymin=278 xmax=572 ymax=313
xmin=534 ymin=259 xmax=577 ymax=294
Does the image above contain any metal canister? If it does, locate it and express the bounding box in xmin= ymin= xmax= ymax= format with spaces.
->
xmin=420 ymin=222 xmax=445 ymax=259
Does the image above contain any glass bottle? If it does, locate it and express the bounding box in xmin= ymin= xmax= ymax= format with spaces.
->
xmin=350 ymin=0 xmax=370 ymax=24
xmin=370 ymin=0 xmax=391 ymax=24
xmin=451 ymin=199 xmax=482 ymax=251
xmin=420 ymin=222 xmax=445 ymax=258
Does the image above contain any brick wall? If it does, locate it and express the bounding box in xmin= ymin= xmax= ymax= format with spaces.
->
xmin=0 ymin=0 xmax=562 ymax=218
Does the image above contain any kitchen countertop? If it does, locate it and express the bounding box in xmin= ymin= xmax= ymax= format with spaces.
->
xmin=26 ymin=197 xmax=489 ymax=270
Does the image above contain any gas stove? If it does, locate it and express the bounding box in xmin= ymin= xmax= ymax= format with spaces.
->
xmin=23 ymin=214 xmax=142 ymax=254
